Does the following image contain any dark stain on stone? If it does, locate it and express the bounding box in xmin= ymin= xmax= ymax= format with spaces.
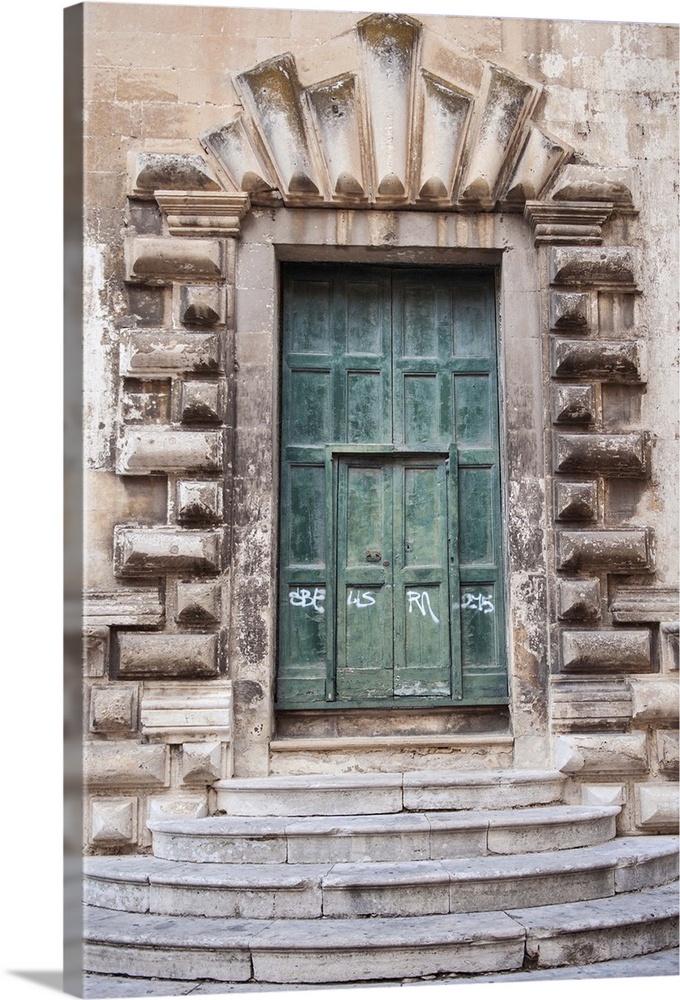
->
xmin=234 ymin=679 xmax=265 ymax=705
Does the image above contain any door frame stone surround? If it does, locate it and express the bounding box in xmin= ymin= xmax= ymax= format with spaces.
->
xmin=83 ymin=12 xmax=678 ymax=850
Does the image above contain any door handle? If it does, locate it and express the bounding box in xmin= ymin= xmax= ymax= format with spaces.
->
xmin=365 ymin=549 xmax=381 ymax=562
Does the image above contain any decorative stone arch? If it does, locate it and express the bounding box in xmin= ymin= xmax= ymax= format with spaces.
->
xmin=93 ymin=12 xmax=676 ymax=842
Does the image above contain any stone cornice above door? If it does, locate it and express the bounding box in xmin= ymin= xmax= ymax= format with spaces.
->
xmin=126 ymin=12 xmax=636 ymax=237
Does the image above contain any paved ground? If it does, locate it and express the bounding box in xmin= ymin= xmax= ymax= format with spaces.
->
xmin=79 ymin=948 xmax=679 ymax=997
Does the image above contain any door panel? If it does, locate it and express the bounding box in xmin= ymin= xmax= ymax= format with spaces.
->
xmin=393 ymin=458 xmax=452 ymax=698
xmin=277 ymin=264 xmax=507 ymax=709
xmin=336 ymin=459 xmax=393 ymax=700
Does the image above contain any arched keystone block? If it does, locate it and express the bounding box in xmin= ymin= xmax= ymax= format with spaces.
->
xmin=556 ymin=529 xmax=653 ymax=572
xmin=552 ymin=340 xmax=646 ymax=383
xmin=117 ymin=633 xmax=219 ymax=679
xmin=554 ymin=432 xmax=649 ymax=478
xmin=117 ymin=427 xmax=224 ymax=475
xmin=560 ymin=629 xmax=652 ymax=672
xmin=114 ymin=526 xmax=222 ymax=576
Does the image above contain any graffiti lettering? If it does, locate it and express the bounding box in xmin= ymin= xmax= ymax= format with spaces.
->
xmin=347 ymin=589 xmax=376 ymax=608
xmin=406 ymin=590 xmax=440 ymax=624
xmin=289 ymin=587 xmax=326 ymax=613
xmin=460 ymin=592 xmax=495 ymax=614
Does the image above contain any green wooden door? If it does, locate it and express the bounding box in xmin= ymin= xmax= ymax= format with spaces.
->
xmin=277 ymin=265 xmax=507 ymax=709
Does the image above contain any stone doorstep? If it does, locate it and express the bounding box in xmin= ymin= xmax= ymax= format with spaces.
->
xmin=82 ymin=883 xmax=680 ymax=984
xmin=83 ymin=837 xmax=679 ymax=920
xmin=148 ymin=805 xmax=621 ymax=864
xmin=213 ymin=769 xmax=567 ymax=818
xmin=510 ymin=881 xmax=680 ymax=969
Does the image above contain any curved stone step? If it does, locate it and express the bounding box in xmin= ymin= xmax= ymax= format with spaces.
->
xmin=83 ymin=882 xmax=679 ymax=984
xmin=213 ymin=769 xmax=566 ymax=816
xmin=84 ymin=837 xmax=679 ymax=920
xmin=149 ymin=804 xmax=619 ymax=864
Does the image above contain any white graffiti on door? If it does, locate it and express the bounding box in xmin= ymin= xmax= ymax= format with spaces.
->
xmin=406 ymin=590 xmax=440 ymax=624
xmin=289 ymin=587 xmax=326 ymax=613
xmin=347 ymin=589 xmax=377 ymax=608
xmin=457 ymin=592 xmax=495 ymax=614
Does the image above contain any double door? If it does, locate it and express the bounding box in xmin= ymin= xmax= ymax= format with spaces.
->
xmin=277 ymin=265 xmax=506 ymax=708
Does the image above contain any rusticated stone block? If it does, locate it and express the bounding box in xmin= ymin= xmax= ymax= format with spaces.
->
xmin=635 ymin=784 xmax=679 ymax=830
xmin=558 ymin=578 xmax=601 ymax=621
xmin=147 ymin=794 xmax=208 ymax=824
xmin=561 ymin=629 xmax=652 ymax=672
xmin=84 ymin=742 xmax=169 ymax=787
xmin=177 ymin=480 xmax=223 ymax=524
xmin=551 ymin=678 xmax=632 ymax=732
xmin=552 ymin=339 xmax=646 ymax=383
xmin=114 ymin=527 xmax=222 ymax=576
xmin=551 ymin=165 xmax=635 ymax=210
xmin=549 ymin=247 xmax=639 ymax=289
xmin=181 ymin=742 xmax=224 ymax=784
xmin=554 ymin=481 xmax=597 ymax=522
xmin=554 ymin=432 xmax=649 ymax=478
xmin=117 ymin=633 xmax=219 ymax=679
xmin=120 ymin=331 xmax=220 ymax=375
xmin=122 ymin=378 xmax=171 ymax=424
xmin=610 ymin=587 xmax=679 ymax=624
xmin=179 ymin=285 xmax=224 ymax=326
xmin=180 ymin=380 xmax=226 ymax=424
xmin=176 ymin=582 xmax=222 ymax=625
xmin=661 ymin=623 xmax=679 ymax=672
xmin=84 ymin=588 xmax=165 ymax=628
xmin=89 ymin=684 xmax=139 ymax=733
xmin=117 ymin=427 xmax=224 ymax=475
xmin=550 ymin=292 xmax=590 ymax=330
xmin=126 ymin=201 xmax=163 ymax=237
xmin=554 ymin=731 xmax=648 ymax=774
xmin=630 ymin=679 xmax=679 ymax=722
xmin=84 ymin=626 xmax=110 ymax=677
xmin=581 ymin=784 xmax=625 ymax=807
xmin=126 ymin=237 xmax=224 ymax=283
xmin=552 ymin=384 xmax=594 ymax=424
xmin=89 ymin=797 xmax=137 ymax=845
xmin=557 ymin=529 xmax=653 ymax=573
xmin=140 ymin=680 xmax=233 ymax=740
xmin=657 ymin=731 xmax=679 ymax=773
xmin=128 ymin=151 xmax=222 ymax=196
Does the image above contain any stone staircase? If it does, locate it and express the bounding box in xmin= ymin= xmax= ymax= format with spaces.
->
xmin=83 ymin=770 xmax=679 ymax=986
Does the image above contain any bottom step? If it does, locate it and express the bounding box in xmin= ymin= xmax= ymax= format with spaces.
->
xmin=84 ymin=882 xmax=679 ymax=985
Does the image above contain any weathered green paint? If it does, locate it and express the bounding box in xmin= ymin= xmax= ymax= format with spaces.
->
xmin=277 ymin=265 xmax=507 ymax=708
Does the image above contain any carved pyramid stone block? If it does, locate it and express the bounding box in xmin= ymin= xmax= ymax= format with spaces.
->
xmin=552 ymin=384 xmax=595 ymax=425
xmin=179 ymin=285 xmax=223 ymax=327
xmin=180 ymin=381 xmax=225 ymax=425
xmin=177 ymin=480 xmax=224 ymax=524
xmin=176 ymin=582 xmax=222 ymax=626
xmin=550 ymin=291 xmax=591 ymax=331
xmin=558 ymin=579 xmax=601 ymax=621
xmin=554 ymin=481 xmax=598 ymax=522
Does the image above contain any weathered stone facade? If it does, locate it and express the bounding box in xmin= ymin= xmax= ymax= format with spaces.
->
xmin=81 ymin=1 xmax=678 ymax=866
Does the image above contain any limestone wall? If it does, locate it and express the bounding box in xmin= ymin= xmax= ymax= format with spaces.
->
xmin=81 ymin=4 xmax=678 ymax=850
